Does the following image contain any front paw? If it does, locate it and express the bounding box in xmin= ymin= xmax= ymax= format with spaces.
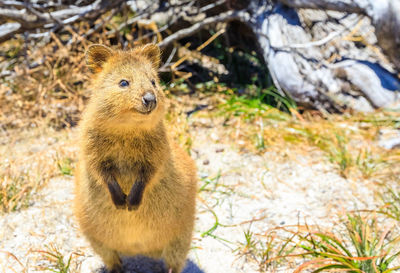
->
xmin=127 ymin=203 xmax=140 ymax=211
xmin=114 ymin=202 xmax=127 ymax=210
xmin=107 ymin=181 xmax=127 ymax=209
xmin=127 ymin=180 xmax=145 ymax=211
xmin=111 ymin=193 xmax=127 ymax=210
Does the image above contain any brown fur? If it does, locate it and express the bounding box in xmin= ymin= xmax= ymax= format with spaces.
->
xmin=74 ymin=44 xmax=197 ymax=273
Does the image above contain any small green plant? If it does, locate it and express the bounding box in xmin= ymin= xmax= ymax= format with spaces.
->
xmin=200 ymin=209 xmax=235 ymax=245
xmin=292 ymin=127 xmax=353 ymax=177
xmin=255 ymin=118 xmax=265 ymax=150
xmin=56 ymin=157 xmax=73 ymax=176
xmin=255 ymin=131 xmax=265 ymax=150
xmin=198 ymin=171 xmax=234 ymax=196
xmin=296 ymin=213 xmax=400 ymax=273
xmin=356 ymin=149 xmax=384 ymax=178
xmin=199 ymin=171 xmax=222 ymax=193
xmin=235 ymin=227 xmax=296 ymax=272
xmin=261 ymin=87 xmax=297 ymax=112
xmin=219 ymin=92 xmax=292 ymax=122
xmin=37 ymin=244 xmax=74 ymax=273
xmin=220 ymin=95 xmax=271 ymax=121
xmin=0 ymin=174 xmax=32 ymax=212
xmin=378 ymin=186 xmax=400 ymax=221
xmin=328 ymin=134 xmax=352 ymax=177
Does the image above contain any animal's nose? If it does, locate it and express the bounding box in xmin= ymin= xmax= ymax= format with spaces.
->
xmin=142 ymin=92 xmax=157 ymax=111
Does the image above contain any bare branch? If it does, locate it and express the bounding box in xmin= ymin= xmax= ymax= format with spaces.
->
xmin=199 ymin=0 xmax=227 ymax=13
xmin=158 ymin=10 xmax=249 ymax=48
xmin=0 ymin=8 xmax=45 ymax=27
xmin=278 ymin=0 xmax=368 ymax=14
xmin=0 ymin=0 xmax=125 ymax=43
xmin=0 ymin=22 xmax=20 ymax=43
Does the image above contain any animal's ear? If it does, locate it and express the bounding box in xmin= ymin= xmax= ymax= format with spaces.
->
xmin=141 ymin=44 xmax=161 ymax=68
xmin=86 ymin=44 xmax=113 ymax=73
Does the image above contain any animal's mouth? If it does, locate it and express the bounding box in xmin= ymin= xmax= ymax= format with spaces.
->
xmin=128 ymin=92 xmax=157 ymax=115
xmin=130 ymin=107 xmax=154 ymax=115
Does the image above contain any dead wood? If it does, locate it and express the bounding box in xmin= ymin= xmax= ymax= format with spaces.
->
xmin=0 ymin=0 xmax=399 ymax=119
xmin=279 ymin=0 xmax=400 ymax=71
xmin=0 ymin=0 xmax=125 ymax=42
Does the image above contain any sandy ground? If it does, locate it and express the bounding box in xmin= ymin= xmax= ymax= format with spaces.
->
xmin=0 ymin=125 xmax=380 ymax=273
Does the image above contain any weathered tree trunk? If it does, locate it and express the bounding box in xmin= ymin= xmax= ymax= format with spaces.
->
xmin=238 ymin=0 xmax=400 ymax=111
xmin=155 ymin=0 xmax=400 ymax=111
xmin=279 ymin=0 xmax=400 ymax=70
xmin=246 ymin=1 xmax=342 ymax=111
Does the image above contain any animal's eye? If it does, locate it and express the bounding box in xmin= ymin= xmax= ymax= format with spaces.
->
xmin=119 ymin=79 xmax=129 ymax=88
xmin=151 ymin=79 xmax=156 ymax=87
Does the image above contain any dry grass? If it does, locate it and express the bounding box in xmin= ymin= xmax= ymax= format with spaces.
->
xmin=188 ymin=89 xmax=400 ymax=272
xmin=0 ymin=36 xmax=88 ymax=129
xmin=0 ymin=9 xmax=173 ymax=131
xmin=210 ymin=91 xmax=400 ymax=180
xmin=34 ymin=244 xmax=78 ymax=273
xmin=0 ymin=127 xmax=77 ymax=213
xmin=232 ymin=211 xmax=400 ymax=272
xmin=293 ymin=212 xmax=400 ymax=273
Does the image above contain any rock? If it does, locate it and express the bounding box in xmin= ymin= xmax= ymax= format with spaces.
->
xmin=378 ymin=137 xmax=400 ymax=149
xmin=378 ymin=128 xmax=400 ymax=149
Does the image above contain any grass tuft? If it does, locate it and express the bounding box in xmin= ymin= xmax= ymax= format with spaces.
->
xmin=217 ymin=97 xmax=400 ymax=179
xmin=36 ymin=244 xmax=75 ymax=273
xmin=295 ymin=213 xmax=400 ymax=273
xmin=56 ymin=157 xmax=74 ymax=176
xmin=0 ymin=129 xmax=77 ymax=213
xmin=235 ymin=227 xmax=297 ymax=272
xmin=378 ymin=186 xmax=400 ymax=221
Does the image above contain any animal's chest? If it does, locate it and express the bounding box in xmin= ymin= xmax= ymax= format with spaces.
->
xmin=107 ymin=138 xmax=151 ymax=165
xmin=107 ymin=141 xmax=149 ymax=189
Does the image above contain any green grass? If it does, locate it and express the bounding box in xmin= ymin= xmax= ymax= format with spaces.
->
xmin=356 ymin=149 xmax=385 ymax=178
xmin=235 ymin=227 xmax=297 ymax=272
xmin=0 ymin=172 xmax=32 ymax=212
xmin=295 ymin=213 xmax=400 ymax=273
xmin=219 ymin=89 xmax=295 ymax=122
xmin=56 ymin=157 xmax=74 ymax=176
xmin=199 ymin=208 xmax=235 ymax=245
xmin=215 ymin=82 xmax=389 ymax=182
xmin=215 ymin=90 xmax=399 ymax=179
xmin=37 ymin=244 xmax=74 ymax=273
xmin=327 ymin=134 xmax=352 ymax=177
xmin=378 ymin=186 xmax=400 ymax=221
xmin=199 ymin=171 xmax=222 ymax=193
xmin=282 ymin=126 xmax=354 ymax=177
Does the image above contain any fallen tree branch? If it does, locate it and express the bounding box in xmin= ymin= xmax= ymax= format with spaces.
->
xmin=0 ymin=22 xmax=20 ymax=43
xmin=0 ymin=0 xmax=125 ymax=42
xmin=158 ymin=10 xmax=249 ymax=48
xmin=278 ymin=0 xmax=368 ymax=14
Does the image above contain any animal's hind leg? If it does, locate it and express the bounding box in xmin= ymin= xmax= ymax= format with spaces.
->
xmin=87 ymin=237 xmax=122 ymax=273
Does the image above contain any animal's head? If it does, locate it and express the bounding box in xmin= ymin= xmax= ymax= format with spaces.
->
xmin=86 ymin=44 xmax=164 ymax=130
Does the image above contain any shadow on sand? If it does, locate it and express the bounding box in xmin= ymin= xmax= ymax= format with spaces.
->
xmin=97 ymin=256 xmax=204 ymax=273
